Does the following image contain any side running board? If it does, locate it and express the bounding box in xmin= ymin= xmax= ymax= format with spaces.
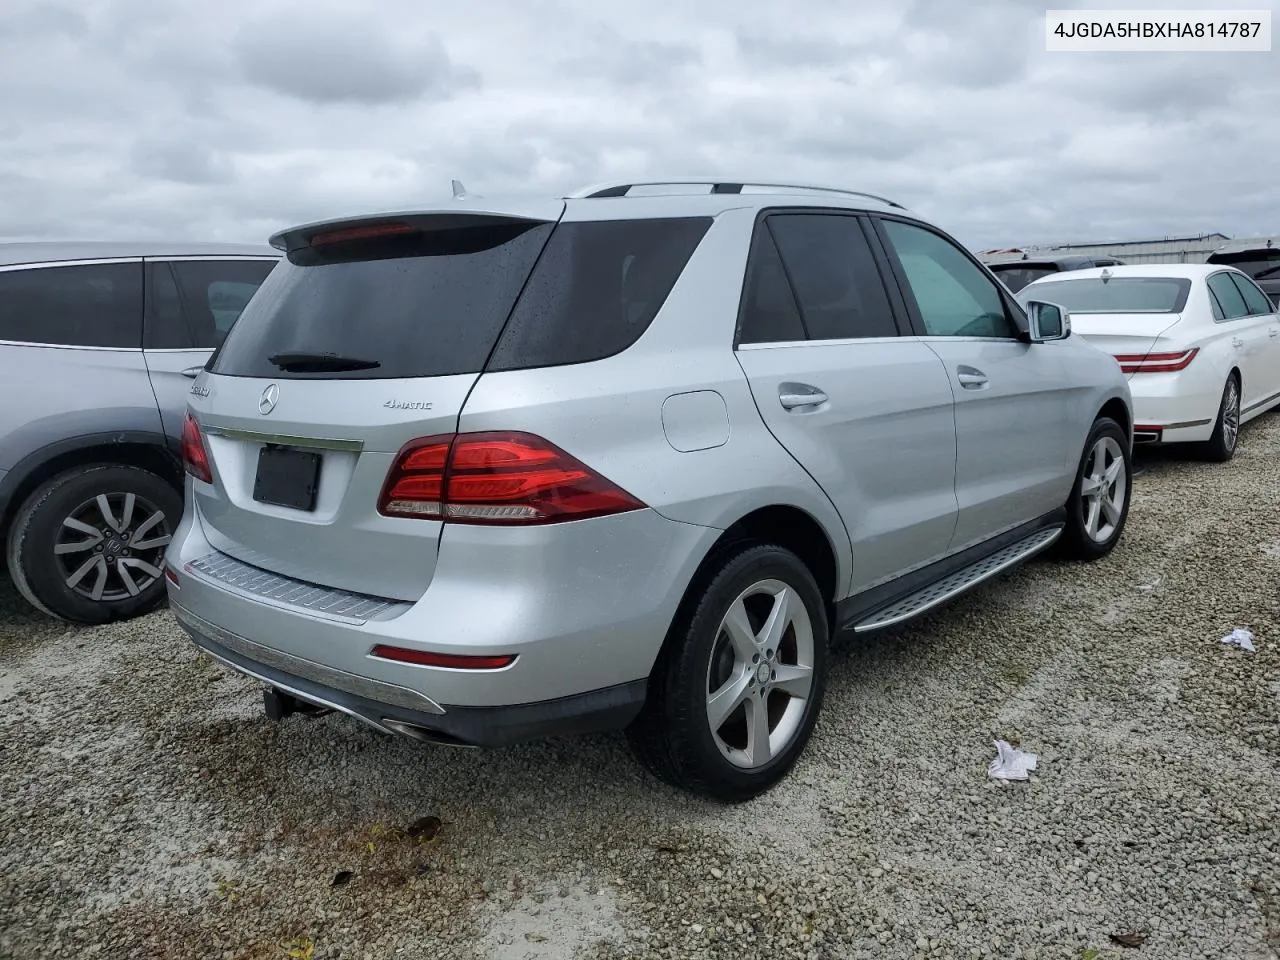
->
xmin=850 ymin=526 xmax=1062 ymax=633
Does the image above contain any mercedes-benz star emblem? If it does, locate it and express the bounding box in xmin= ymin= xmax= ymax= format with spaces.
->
xmin=259 ymin=383 xmax=280 ymax=415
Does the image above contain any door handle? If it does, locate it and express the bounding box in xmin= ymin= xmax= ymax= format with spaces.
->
xmin=1232 ymin=337 xmax=1244 ymax=348
xmin=181 ymin=365 xmax=205 ymax=379
xmin=779 ymin=389 xmax=828 ymax=410
xmin=956 ymin=366 xmax=988 ymax=389
xmin=1270 ymin=328 xmax=1278 ymax=338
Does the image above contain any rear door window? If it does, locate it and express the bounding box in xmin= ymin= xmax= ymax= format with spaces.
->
xmin=146 ymin=259 xmax=277 ymax=349
xmin=0 ymin=262 xmax=143 ymax=348
xmin=1228 ymin=272 xmax=1275 ymax=315
xmin=764 ymin=214 xmax=899 ymax=340
xmin=737 ymin=227 xmax=807 ymax=345
xmin=211 ymin=221 xmax=555 ymax=379
xmin=487 ymin=217 xmax=712 ymax=370
xmin=1207 ymin=272 xmax=1251 ymax=320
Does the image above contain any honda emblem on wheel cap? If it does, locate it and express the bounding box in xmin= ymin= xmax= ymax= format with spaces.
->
xmin=259 ymin=383 xmax=280 ymax=415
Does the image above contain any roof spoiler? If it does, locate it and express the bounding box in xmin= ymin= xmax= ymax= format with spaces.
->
xmin=268 ymin=202 xmax=566 ymax=255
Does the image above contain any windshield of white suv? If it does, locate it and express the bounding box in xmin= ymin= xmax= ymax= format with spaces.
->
xmin=1019 ymin=277 xmax=1192 ymax=313
xmin=1205 ymin=250 xmax=1280 ymax=278
xmin=989 ymin=264 xmax=1059 ymax=293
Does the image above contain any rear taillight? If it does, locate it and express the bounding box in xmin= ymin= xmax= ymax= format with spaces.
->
xmin=378 ymin=431 xmax=645 ymax=525
xmin=181 ymin=413 xmax=212 ymax=483
xmin=1114 ymin=348 xmax=1199 ymax=374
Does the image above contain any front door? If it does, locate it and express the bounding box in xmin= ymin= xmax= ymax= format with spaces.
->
xmin=731 ymin=211 xmax=959 ymax=595
xmin=873 ymin=216 xmax=1078 ymax=554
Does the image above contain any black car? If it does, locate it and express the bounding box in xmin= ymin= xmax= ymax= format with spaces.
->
xmin=987 ymin=253 xmax=1126 ymax=293
xmin=1205 ymin=240 xmax=1280 ymax=307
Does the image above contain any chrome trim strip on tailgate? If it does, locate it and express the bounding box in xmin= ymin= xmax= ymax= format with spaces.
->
xmin=171 ymin=603 xmax=446 ymax=716
xmin=200 ymin=424 xmax=363 ymax=452
xmin=186 ymin=552 xmax=410 ymax=624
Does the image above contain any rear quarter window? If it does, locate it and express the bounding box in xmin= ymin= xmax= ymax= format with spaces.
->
xmin=486 ymin=217 xmax=712 ymax=371
xmin=0 ymin=261 xmax=142 ymax=348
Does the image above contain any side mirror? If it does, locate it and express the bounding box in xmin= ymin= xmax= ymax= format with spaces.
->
xmin=1025 ymin=299 xmax=1070 ymax=342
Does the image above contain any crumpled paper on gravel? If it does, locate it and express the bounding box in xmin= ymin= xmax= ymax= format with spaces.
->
xmin=1220 ymin=628 xmax=1257 ymax=653
xmin=988 ymin=740 xmax=1038 ymax=781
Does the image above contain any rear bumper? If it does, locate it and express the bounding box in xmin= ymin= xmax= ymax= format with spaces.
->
xmin=164 ymin=489 xmax=719 ymax=740
xmin=1128 ymin=376 xmax=1218 ymax=444
xmin=172 ymin=603 xmax=647 ymax=747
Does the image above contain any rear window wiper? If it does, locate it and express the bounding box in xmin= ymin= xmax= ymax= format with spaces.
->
xmin=267 ymin=352 xmax=381 ymax=372
xmin=1253 ymin=265 xmax=1280 ymax=280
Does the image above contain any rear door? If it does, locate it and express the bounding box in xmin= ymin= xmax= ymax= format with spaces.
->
xmin=0 ymin=259 xmax=159 ymax=470
xmin=143 ymin=257 xmax=278 ymax=444
xmin=1226 ymin=271 xmax=1280 ymax=413
xmin=188 ymin=206 xmax=563 ymax=601
xmin=873 ymin=216 xmax=1078 ymax=553
xmin=1207 ymin=270 xmax=1273 ymax=412
xmin=732 ymin=211 xmax=959 ymax=594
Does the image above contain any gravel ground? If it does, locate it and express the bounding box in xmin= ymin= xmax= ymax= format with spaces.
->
xmin=2 ymin=414 xmax=1278 ymax=960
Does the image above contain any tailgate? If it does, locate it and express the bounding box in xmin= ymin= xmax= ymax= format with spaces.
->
xmin=187 ymin=204 xmax=562 ymax=600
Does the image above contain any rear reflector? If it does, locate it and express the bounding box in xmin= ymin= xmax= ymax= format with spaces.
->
xmin=1113 ymin=348 xmax=1199 ymax=374
xmin=181 ymin=413 xmax=213 ymax=484
xmin=164 ymin=565 xmax=180 ymax=586
xmin=370 ymin=644 xmax=516 ymax=670
xmin=378 ymin=431 xmax=645 ymax=525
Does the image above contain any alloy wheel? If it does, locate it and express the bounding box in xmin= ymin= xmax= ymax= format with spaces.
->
xmin=54 ymin=492 xmax=172 ymax=602
xmin=1222 ymin=378 xmax=1240 ymax=452
xmin=705 ymin=579 xmax=815 ymax=769
xmin=1079 ymin=436 xmax=1127 ymax=544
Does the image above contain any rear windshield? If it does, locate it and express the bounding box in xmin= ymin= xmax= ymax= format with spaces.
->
xmin=989 ymin=264 xmax=1058 ymax=293
xmin=1022 ymin=277 xmax=1192 ymax=314
xmin=212 ymin=216 xmax=710 ymax=380
xmin=211 ymin=220 xmax=555 ymax=380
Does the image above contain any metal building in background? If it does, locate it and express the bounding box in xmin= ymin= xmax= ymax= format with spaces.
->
xmin=981 ymin=233 xmax=1235 ymax=264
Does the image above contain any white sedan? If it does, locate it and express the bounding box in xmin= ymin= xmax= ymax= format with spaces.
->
xmin=1018 ymin=264 xmax=1280 ymax=461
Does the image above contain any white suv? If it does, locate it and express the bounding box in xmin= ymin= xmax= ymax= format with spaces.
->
xmin=167 ymin=180 xmax=1133 ymax=800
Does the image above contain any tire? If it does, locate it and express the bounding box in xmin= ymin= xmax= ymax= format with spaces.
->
xmin=626 ymin=544 xmax=829 ymax=803
xmin=5 ymin=465 xmax=182 ymax=624
xmin=1058 ymin=416 xmax=1132 ymax=562
xmin=1199 ymin=374 xmax=1241 ymax=463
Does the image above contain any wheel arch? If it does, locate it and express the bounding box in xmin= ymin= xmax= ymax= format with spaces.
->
xmin=1097 ymin=395 xmax=1132 ymax=443
xmin=650 ymin=503 xmax=843 ymax=685
xmin=0 ymin=432 xmax=181 ymax=540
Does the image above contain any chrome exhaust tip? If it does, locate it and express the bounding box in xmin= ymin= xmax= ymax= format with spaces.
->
xmin=379 ymin=718 xmax=478 ymax=749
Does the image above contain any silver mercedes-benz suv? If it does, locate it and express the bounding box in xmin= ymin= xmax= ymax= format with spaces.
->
xmin=166 ymin=180 xmax=1133 ymax=801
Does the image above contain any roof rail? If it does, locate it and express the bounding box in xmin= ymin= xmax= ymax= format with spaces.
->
xmin=565 ymin=179 xmax=906 ymax=209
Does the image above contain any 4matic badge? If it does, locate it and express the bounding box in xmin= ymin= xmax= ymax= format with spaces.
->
xmin=384 ymin=399 xmax=433 ymax=410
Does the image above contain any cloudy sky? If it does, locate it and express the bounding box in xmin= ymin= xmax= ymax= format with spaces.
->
xmin=1 ymin=0 xmax=1276 ymax=251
